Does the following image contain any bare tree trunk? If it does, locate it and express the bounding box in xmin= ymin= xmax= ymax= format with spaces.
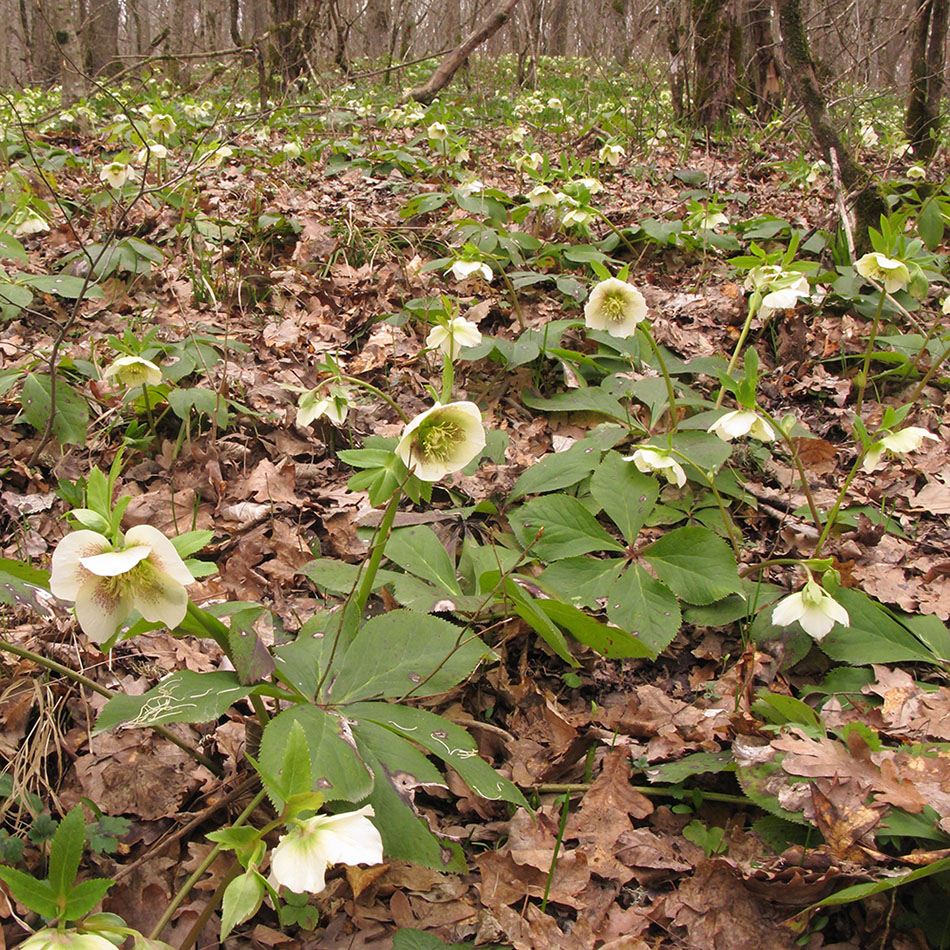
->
xmin=746 ymin=0 xmax=781 ymax=119
xmin=690 ymin=0 xmax=739 ymax=129
xmin=51 ymin=0 xmax=86 ymax=104
xmin=548 ymin=0 xmax=569 ymax=54
xmin=905 ymin=0 xmax=948 ymax=160
xmin=403 ymin=0 xmax=520 ymax=104
xmin=84 ymin=0 xmax=120 ymax=76
xmin=776 ymin=0 xmax=884 ymax=248
xmin=666 ymin=0 xmax=687 ymax=119
xmin=364 ymin=0 xmax=390 ymax=59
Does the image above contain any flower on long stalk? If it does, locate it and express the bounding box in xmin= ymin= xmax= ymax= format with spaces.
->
xmin=447 ymin=259 xmax=492 ymax=283
xmin=426 ymin=316 xmax=482 ymax=360
xmin=269 ymin=805 xmax=384 ymax=895
xmin=854 ymin=252 xmax=910 ymax=293
xmin=861 ymin=426 xmax=939 ymax=473
xmin=50 ymin=526 xmax=195 ymax=643
xmin=297 ymin=386 xmax=349 ymax=426
xmin=624 ymin=447 xmax=686 ymax=487
xmin=99 ymin=161 xmax=135 ymax=189
xmin=396 ymin=401 xmax=486 ymax=482
xmin=707 ymin=409 xmax=774 ymax=442
xmin=103 ymin=355 xmax=162 ymax=388
xmin=584 ymin=277 xmax=648 ymax=338
xmin=772 ymin=579 xmax=849 ymax=641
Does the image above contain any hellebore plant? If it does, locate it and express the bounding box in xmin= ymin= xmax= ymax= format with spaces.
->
xmin=772 ymin=573 xmax=849 ymax=641
xmin=395 ymin=401 xmax=486 ymax=482
xmin=625 ymin=447 xmax=686 ymax=488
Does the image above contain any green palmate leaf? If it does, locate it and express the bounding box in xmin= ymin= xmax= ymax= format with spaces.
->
xmin=537 ymin=598 xmax=655 ymax=659
xmin=167 ymin=387 xmax=231 ymax=427
xmin=644 ymin=751 xmax=735 ymax=783
xmin=521 ymin=386 xmax=631 ymax=422
xmin=0 ymin=866 xmax=60 ymax=918
xmin=0 ymin=558 xmax=50 ymax=611
xmin=220 ymin=869 xmax=265 ymax=940
xmin=49 ymin=804 xmax=85 ymax=899
xmin=259 ymin=705 xmax=373 ymax=807
xmin=21 ymin=373 xmax=89 ymax=446
xmin=280 ymin=720 xmax=313 ymax=801
xmin=351 ymin=719 xmax=465 ymax=871
xmin=227 ymin=607 xmax=277 ymax=684
xmin=499 ymin=575 xmax=578 ymax=665
xmin=300 ymin=558 xmax=400 ymax=595
xmin=606 ymin=565 xmax=681 ymax=653
xmin=590 ymin=451 xmax=658 ymax=545
xmin=62 ymin=878 xmax=114 ymax=921
xmin=510 ymin=439 xmax=602 ymax=500
xmin=206 ymin=827 xmax=260 ymax=851
xmin=643 ymin=527 xmax=740 ymax=605
xmin=818 ymin=589 xmax=945 ymax=665
xmin=509 ymin=494 xmax=625 ymax=562
xmin=95 ymin=671 xmax=250 ymax=733
xmin=538 ymin=556 xmax=625 ymax=609
xmin=328 ymin=610 xmax=492 ymax=702
xmin=348 ymin=702 xmax=528 ymax=807
xmin=385 ymin=526 xmax=462 ymax=594
xmin=388 ymin=574 xmax=483 ymax=613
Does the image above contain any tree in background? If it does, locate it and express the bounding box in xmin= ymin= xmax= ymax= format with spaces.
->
xmin=904 ymin=0 xmax=948 ymax=160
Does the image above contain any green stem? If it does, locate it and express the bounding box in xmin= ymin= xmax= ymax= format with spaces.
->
xmin=533 ymin=783 xmax=750 ymax=805
xmin=141 ymin=384 xmax=156 ymax=434
xmin=813 ymin=456 xmax=864 ymax=558
xmin=854 ymin=288 xmax=887 ymax=416
xmin=907 ymin=337 xmax=950 ymax=404
xmin=717 ymin=298 xmax=759 ymax=409
xmin=338 ymin=375 xmax=408 ymax=422
xmin=0 ymin=638 xmax=222 ymax=776
xmin=440 ymin=351 xmax=455 ymax=403
xmin=757 ymin=408 xmax=823 ymax=531
xmin=639 ymin=324 xmax=678 ymax=429
xmin=148 ymin=787 xmax=268 ymax=941
xmin=541 ymin=793 xmax=571 ymax=914
xmin=496 ymin=265 xmax=525 ymax=330
xmin=592 ymin=207 xmax=640 ymax=259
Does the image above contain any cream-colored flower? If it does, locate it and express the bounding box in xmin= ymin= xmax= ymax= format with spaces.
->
xmin=396 ymin=401 xmax=486 ymax=482
xmin=584 ymin=277 xmax=648 ymax=338
xmin=269 ymin=806 xmax=384 ymax=895
xmin=527 ymin=184 xmax=558 ymax=207
xmin=562 ymin=206 xmax=594 ymax=228
xmin=759 ymin=278 xmax=811 ymax=319
xmin=198 ymin=144 xmax=233 ymax=169
xmin=518 ymin=152 xmax=544 ymax=171
xmin=624 ymin=447 xmax=686 ymax=487
xmin=282 ymin=142 xmax=302 ymax=160
xmin=297 ymin=387 xmax=349 ymax=426
xmin=859 ymin=125 xmax=878 ymax=147
xmin=20 ymin=930 xmax=116 ymax=950
xmin=696 ymin=211 xmax=729 ymax=231
xmin=149 ymin=113 xmax=177 ymax=136
xmin=707 ymin=409 xmax=774 ymax=442
xmin=136 ymin=142 xmax=169 ymax=163
xmin=103 ymin=355 xmax=162 ymax=388
xmin=772 ymin=580 xmax=849 ymax=640
xmin=448 ymin=259 xmax=492 ymax=282
xmin=13 ymin=210 xmax=49 ymax=236
xmin=427 ymin=122 xmax=448 ymax=141
xmin=907 ymin=165 xmax=926 ymax=181
xmin=861 ymin=426 xmax=939 ymax=473
xmin=598 ymin=143 xmax=625 ymax=166
xmin=50 ymin=526 xmax=195 ymax=642
xmin=426 ymin=317 xmax=482 ymax=360
xmin=854 ymin=252 xmax=910 ymax=293
xmin=508 ymin=125 xmax=527 ymax=143
xmin=99 ymin=161 xmax=135 ymax=189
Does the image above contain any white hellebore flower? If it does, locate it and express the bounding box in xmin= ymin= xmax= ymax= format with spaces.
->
xmin=149 ymin=113 xmax=177 ymax=136
xmin=598 ymin=143 xmax=625 ymax=166
xmin=448 ymin=259 xmax=492 ymax=282
xmin=297 ymin=388 xmax=349 ymax=427
xmin=426 ymin=316 xmax=482 ymax=360
xmin=907 ymin=165 xmax=926 ymax=181
xmin=14 ymin=210 xmax=49 ymax=236
xmin=20 ymin=930 xmax=117 ymax=950
xmin=859 ymin=125 xmax=878 ymax=147
xmin=427 ymin=122 xmax=448 ymax=141
xmin=136 ymin=142 xmax=169 ymax=163
xmin=861 ymin=426 xmax=939 ymax=473
xmin=707 ymin=409 xmax=775 ymax=442
xmin=199 ymin=144 xmax=233 ymax=169
xmin=519 ymin=152 xmax=544 ymax=171
xmin=49 ymin=526 xmax=195 ymax=643
xmin=396 ymin=401 xmax=486 ymax=482
xmin=527 ymin=184 xmax=558 ymax=207
xmin=854 ymin=252 xmax=910 ymax=293
xmin=282 ymin=142 xmax=302 ymax=160
xmin=772 ymin=580 xmax=849 ymax=641
xmin=99 ymin=161 xmax=135 ymax=189
xmin=625 ymin=447 xmax=686 ymax=488
xmin=103 ymin=355 xmax=162 ymax=388
xmin=759 ymin=276 xmax=811 ymax=319
xmin=584 ymin=277 xmax=648 ymax=338
xmin=269 ymin=805 xmax=384 ymax=895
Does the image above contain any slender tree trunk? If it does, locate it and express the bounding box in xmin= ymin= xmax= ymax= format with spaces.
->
xmin=905 ymin=0 xmax=949 ymax=160
xmin=403 ymin=0 xmax=520 ymax=104
xmin=746 ymin=0 xmax=781 ymax=119
xmin=84 ymin=0 xmax=120 ymax=76
xmin=690 ymin=0 xmax=738 ymax=129
xmin=51 ymin=0 xmax=86 ymax=104
xmin=776 ymin=0 xmax=884 ymax=248
xmin=548 ymin=0 xmax=569 ymax=54
xmin=666 ymin=0 xmax=687 ymax=119
xmin=365 ymin=0 xmax=390 ymax=59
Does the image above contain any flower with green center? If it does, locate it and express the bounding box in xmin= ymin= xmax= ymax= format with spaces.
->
xmin=427 ymin=122 xmax=448 ymax=141
xmin=13 ymin=210 xmax=49 ymax=236
xmin=99 ymin=161 xmax=135 ymax=189
xmin=584 ymin=277 xmax=648 ymax=338
xmin=624 ymin=447 xmax=686 ymax=487
xmin=518 ymin=152 xmax=544 ymax=171
xmin=269 ymin=805 xmax=384 ymax=895
xmin=20 ymin=930 xmax=116 ymax=950
xmin=527 ymin=184 xmax=558 ymax=208
xmin=297 ymin=386 xmax=349 ymax=427
xmin=598 ymin=143 xmax=625 ymax=166
xmin=448 ymin=259 xmax=492 ymax=282
xmin=907 ymin=165 xmax=926 ymax=181
xmin=426 ymin=316 xmax=482 ymax=360
xmin=136 ymin=142 xmax=169 ymax=163
xmin=707 ymin=409 xmax=774 ymax=442
xmin=149 ymin=113 xmax=177 ymax=136
xmin=50 ymin=526 xmax=195 ymax=643
xmin=772 ymin=579 xmax=849 ymax=640
xmin=861 ymin=426 xmax=939 ymax=473
xmin=198 ymin=144 xmax=232 ymax=169
xmin=103 ymin=355 xmax=162 ymax=388
xmin=854 ymin=252 xmax=910 ymax=293
xmin=396 ymin=401 xmax=486 ymax=482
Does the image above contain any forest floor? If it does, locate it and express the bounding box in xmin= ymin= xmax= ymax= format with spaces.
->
xmin=2 ymin=80 xmax=950 ymax=950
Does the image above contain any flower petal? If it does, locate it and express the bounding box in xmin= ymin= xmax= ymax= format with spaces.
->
xmin=771 ymin=591 xmax=804 ymax=628
xmin=50 ymin=531 xmax=112 ymax=600
xmin=81 ymin=545 xmax=151 ymax=577
xmin=126 ymin=525 xmax=196 ymax=586
xmin=129 ymin=563 xmax=189 ymax=630
xmin=75 ymin=577 xmax=134 ymax=643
